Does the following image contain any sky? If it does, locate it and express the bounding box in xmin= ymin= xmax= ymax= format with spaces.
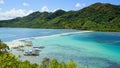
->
xmin=0 ymin=0 xmax=120 ymax=20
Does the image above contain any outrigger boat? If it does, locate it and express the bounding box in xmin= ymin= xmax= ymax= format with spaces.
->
xmin=33 ymin=46 xmax=45 ymax=49
xmin=24 ymin=49 xmax=40 ymax=56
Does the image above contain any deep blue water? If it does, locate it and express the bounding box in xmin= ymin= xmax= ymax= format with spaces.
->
xmin=0 ymin=28 xmax=78 ymax=42
xmin=0 ymin=28 xmax=120 ymax=68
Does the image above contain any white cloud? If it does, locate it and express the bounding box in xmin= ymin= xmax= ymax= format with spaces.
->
xmin=53 ymin=8 xmax=60 ymax=12
xmin=23 ymin=2 xmax=29 ymax=7
xmin=75 ymin=3 xmax=86 ymax=8
xmin=41 ymin=6 xmax=49 ymax=12
xmin=0 ymin=0 xmax=4 ymax=4
xmin=0 ymin=9 xmax=34 ymax=20
xmin=75 ymin=3 xmax=80 ymax=7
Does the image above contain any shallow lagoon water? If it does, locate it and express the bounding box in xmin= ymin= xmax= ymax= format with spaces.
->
xmin=0 ymin=28 xmax=120 ymax=68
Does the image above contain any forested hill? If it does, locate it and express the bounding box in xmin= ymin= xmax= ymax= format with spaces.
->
xmin=0 ymin=3 xmax=120 ymax=31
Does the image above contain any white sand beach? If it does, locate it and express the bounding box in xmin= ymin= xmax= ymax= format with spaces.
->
xmin=6 ymin=31 xmax=92 ymax=48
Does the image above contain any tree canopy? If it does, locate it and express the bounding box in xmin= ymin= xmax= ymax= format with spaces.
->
xmin=0 ymin=3 xmax=120 ymax=31
xmin=0 ymin=40 xmax=9 ymax=54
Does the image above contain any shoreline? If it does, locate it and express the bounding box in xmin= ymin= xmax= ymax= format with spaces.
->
xmin=12 ymin=30 xmax=93 ymax=41
xmin=6 ymin=30 xmax=93 ymax=48
xmin=0 ymin=27 xmax=120 ymax=32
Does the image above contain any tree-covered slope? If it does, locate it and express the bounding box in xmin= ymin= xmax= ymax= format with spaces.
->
xmin=0 ymin=3 xmax=120 ymax=31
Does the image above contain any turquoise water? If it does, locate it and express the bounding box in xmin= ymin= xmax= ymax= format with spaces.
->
xmin=0 ymin=28 xmax=120 ymax=68
xmin=32 ymin=33 xmax=120 ymax=68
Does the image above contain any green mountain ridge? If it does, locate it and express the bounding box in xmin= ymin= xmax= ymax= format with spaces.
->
xmin=0 ymin=3 xmax=120 ymax=31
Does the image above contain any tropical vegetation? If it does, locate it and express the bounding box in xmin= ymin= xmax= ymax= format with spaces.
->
xmin=0 ymin=40 xmax=9 ymax=54
xmin=0 ymin=3 xmax=120 ymax=31
xmin=0 ymin=54 xmax=77 ymax=68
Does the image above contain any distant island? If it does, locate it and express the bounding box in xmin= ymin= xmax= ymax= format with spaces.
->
xmin=0 ymin=3 xmax=120 ymax=31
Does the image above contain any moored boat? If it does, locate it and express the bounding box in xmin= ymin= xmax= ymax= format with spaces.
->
xmin=33 ymin=46 xmax=45 ymax=49
xmin=24 ymin=49 xmax=40 ymax=56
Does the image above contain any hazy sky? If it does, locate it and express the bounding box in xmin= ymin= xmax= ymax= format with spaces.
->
xmin=0 ymin=0 xmax=119 ymax=20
